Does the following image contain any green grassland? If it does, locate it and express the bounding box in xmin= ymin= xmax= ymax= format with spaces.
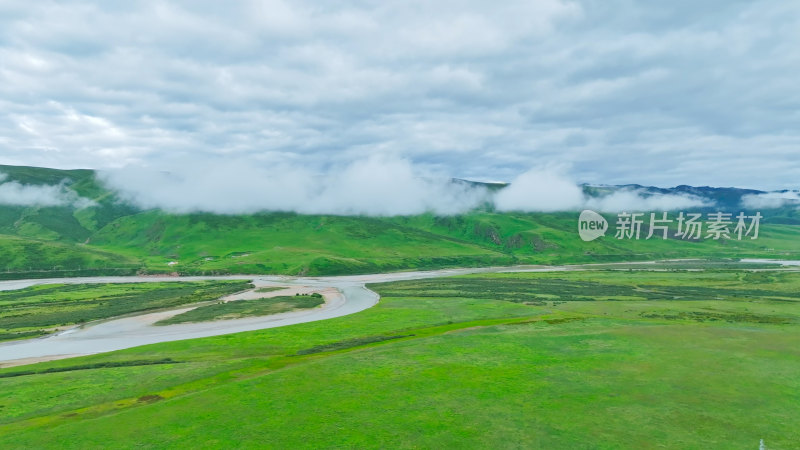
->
xmin=87 ymin=211 xmax=518 ymax=275
xmin=155 ymin=294 xmax=324 ymax=325
xmin=0 ymin=281 xmax=252 ymax=341
xmin=0 ymin=164 xmax=798 ymax=278
xmin=1 ymin=268 xmax=798 ymax=448
xmin=0 ymin=234 xmax=140 ymax=279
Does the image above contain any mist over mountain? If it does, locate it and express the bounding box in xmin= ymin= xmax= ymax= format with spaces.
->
xmin=0 ymin=163 xmax=797 ymax=217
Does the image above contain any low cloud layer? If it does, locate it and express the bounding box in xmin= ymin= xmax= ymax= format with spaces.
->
xmin=101 ymin=160 xmax=713 ymax=215
xmin=493 ymin=168 xmax=711 ymax=213
xmin=494 ymin=168 xmax=584 ymax=212
xmin=100 ymin=157 xmax=490 ymax=216
xmin=584 ymin=190 xmax=711 ymax=213
xmin=741 ymin=191 xmax=800 ymax=209
xmin=0 ymin=173 xmax=95 ymax=208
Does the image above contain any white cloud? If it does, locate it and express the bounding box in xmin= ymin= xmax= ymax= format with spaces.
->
xmin=741 ymin=191 xmax=800 ymax=209
xmin=493 ymin=169 xmax=712 ymax=213
xmin=584 ymin=189 xmax=711 ymax=213
xmin=0 ymin=173 xmax=95 ymax=208
xmin=494 ymin=168 xmax=584 ymax=212
xmin=106 ymin=160 xmax=714 ymax=215
xmin=100 ymin=156 xmax=489 ymax=216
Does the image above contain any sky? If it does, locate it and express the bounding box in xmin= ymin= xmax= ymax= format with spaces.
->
xmin=1 ymin=0 xmax=799 ymax=193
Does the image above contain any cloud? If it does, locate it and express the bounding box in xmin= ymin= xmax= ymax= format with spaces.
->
xmin=584 ymin=189 xmax=711 ymax=213
xmin=494 ymin=168 xmax=584 ymax=212
xmin=0 ymin=1 xmax=799 ymax=189
xmin=741 ymin=191 xmax=800 ymax=209
xmin=100 ymin=156 xmax=490 ymax=216
xmin=0 ymin=173 xmax=96 ymax=208
xmin=493 ymin=169 xmax=711 ymax=213
xmin=297 ymin=157 xmax=490 ymax=216
xmin=102 ymin=160 xmax=714 ymax=215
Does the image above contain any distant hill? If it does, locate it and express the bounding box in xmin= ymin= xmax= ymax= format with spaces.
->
xmin=581 ymin=183 xmax=800 ymax=223
xmin=0 ymin=164 xmax=797 ymax=279
xmin=583 ymin=183 xmax=792 ymax=210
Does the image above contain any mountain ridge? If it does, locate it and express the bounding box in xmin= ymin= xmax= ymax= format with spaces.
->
xmin=0 ymin=164 xmax=797 ymax=279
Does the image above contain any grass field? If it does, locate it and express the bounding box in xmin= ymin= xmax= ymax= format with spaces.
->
xmin=0 ymin=281 xmax=253 ymax=341
xmin=156 ymin=294 xmax=324 ymax=325
xmin=1 ymin=268 xmax=798 ymax=448
xmin=4 ymin=207 xmax=800 ymax=278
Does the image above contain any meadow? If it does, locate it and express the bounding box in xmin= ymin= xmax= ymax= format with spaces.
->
xmin=155 ymin=294 xmax=324 ymax=325
xmin=1 ymin=268 xmax=798 ymax=448
xmin=0 ymin=281 xmax=253 ymax=341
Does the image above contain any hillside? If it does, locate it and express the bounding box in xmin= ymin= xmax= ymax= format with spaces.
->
xmin=0 ymin=164 xmax=798 ymax=278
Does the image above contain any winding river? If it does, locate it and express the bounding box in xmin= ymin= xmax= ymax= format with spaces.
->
xmin=1 ymin=259 xmax=796 ymax=367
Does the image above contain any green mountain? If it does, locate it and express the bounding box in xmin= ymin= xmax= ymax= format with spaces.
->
xmin=0 ymin=164 xmax=798 ymax=279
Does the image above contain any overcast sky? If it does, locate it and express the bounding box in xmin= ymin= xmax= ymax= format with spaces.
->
xmin=1 ymin=0 xmax=798 ymax=189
